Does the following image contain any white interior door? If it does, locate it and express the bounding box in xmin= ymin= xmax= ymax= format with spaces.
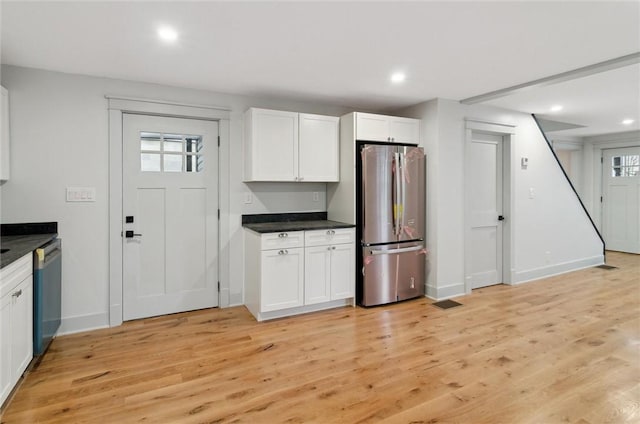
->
xmin=123 ymin=114 xmax=219 ymax=321
xmin=602 ymin=147 xmax=640 ymax=254
xmin=468 ymin=132 xmax=504 ymax=289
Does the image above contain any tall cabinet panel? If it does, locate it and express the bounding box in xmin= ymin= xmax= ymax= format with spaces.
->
xmin=1 ymin=86 xmax=10 ymax=181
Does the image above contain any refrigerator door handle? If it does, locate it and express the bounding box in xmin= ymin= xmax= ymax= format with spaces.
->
xmin=369 ymin=245 xmax=424 ymax=256
xmin=393 ymin=151 xmax=401 ymax=236
xmin=400 ymin=151 xmax=406 ymax=236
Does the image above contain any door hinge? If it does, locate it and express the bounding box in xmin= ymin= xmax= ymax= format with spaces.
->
xmin=217 ymin=281 xmax=220 ymax=292
xmin=601 ymin=157 xmax=603 ymax=164
xmin=217 ymin=135 xmax=220 ymax=147
xmin=600 ymin=196 xmax=603 ymax=202
xmin=217 ymin=209 xmax=220 ymax=219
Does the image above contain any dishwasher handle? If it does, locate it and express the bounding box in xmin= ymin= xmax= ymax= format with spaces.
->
xmin=35 ymin=239 xmax=62 ymax=270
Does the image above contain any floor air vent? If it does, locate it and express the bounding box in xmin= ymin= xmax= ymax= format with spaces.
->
xmin=595 ymin=264 xmax=618 ymax=270
xmin=432 ymin=299 xmax=463 ymax=309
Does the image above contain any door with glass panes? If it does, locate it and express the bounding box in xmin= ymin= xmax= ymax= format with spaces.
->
xmin=122 ymin=114 xmax=219 ymax=320
xmin=603 ymin=147 xmax=640 ymax=254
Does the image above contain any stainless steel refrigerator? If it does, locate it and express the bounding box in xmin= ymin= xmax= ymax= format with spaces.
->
xmin=358 ymin=143 xmax=426 ymax=306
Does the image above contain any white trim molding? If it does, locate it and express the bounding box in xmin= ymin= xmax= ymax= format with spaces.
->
xmin=425 ymin=282 xmax=466 ymax=301
xmin=463 ymin=120 xmax=515 ymax=294
xmin=513 ymin=255 xmax=604 ymax=285
xmin=108 ymin=97 xmax=231 ymax=327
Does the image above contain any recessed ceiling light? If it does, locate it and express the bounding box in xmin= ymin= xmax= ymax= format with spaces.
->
xmin=550 ymin=105 xmax=563 ymax=112
xmin=157 ymin=26 xmax=178 ymax=43
xmin=622 ymin=119 xmax=634 ymax=125
xmin=391 ymin=72 xmax=406 ymax=83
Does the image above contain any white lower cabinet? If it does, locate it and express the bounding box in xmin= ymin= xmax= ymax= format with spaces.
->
xmin=0 ymin=253 xmax=33 ymax=407
xmin=304 ymin=238 xmax=355 ymax=305
xmin=261 ymin=247 xmax=304 ymax=312
xmin=245 ymin=227 xmax=355 ymax=321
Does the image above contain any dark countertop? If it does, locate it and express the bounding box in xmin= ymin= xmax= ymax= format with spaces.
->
xmin=243 ymin=220 xmax=355 ymax=234
xmin=1 ymin=234 xmax=57 ymax=269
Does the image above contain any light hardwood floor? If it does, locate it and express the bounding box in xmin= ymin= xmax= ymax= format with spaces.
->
xmin=1 ymin=252 xmax=638 ymax=423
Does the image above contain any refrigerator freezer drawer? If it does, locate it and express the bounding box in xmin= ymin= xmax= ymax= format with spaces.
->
xmin=361 ymin=242 xmax=426 ymax=306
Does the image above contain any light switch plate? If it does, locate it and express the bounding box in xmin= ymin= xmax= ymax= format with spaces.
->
xmin=66 ymin=186 xmax=96 ymax=202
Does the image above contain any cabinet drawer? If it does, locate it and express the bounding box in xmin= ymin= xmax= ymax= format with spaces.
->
xmin=305 ymin=228 xmax=355 ymax=247
xmin=0 ymin=253 xmax=32 ymax=298
xmin=261 ymin=231 xmax=304 ymax=250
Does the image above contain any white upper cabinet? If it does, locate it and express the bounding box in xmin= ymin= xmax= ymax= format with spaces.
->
xmin=355 ymin=112 xmax=420 ymax=144
xmin=244 ymin=108 xmax=298 ymax=182
xmin=299 ymin=113 xmax=339 ymax=182
xmin=1 ymin=86 xmax=10 ymax=181
xmin=244 ymin=108 xmax=339 ymax=182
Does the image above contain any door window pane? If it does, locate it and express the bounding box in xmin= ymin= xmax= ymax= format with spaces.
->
xmin=139 ymin=132 xmax=204 ymax=173
xmin=141 ymin=153 xmax=161 ymax=172
xmin=164 ymin=154 xmax=183 ymax=172
xmin=611 ymin=155 xmax=640 ymax=177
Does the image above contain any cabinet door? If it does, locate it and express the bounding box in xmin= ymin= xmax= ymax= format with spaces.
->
xmin=299 ymin=114 xmax=339 ymax=182
xmin=11 ymin=277 xmax=32 ymax=380
xmin=246 ymin=108 xmax=298 ymax=181
xmin=0 ymin=86 xmax=9 ymax=181
xmin=355 ymin=113 xmax=389 ymax=142
xmin=304 ymin=245 xmax=331 ymax=305
xmin=389 ymin=117 xmax=420 ymax=144
xmin=0 ymin=294 xmax=12 ymax=406
xmin=330 ymin=243 xmax=355 ymax=300
xmin=261 ymin=247 xmax=304 ymax=312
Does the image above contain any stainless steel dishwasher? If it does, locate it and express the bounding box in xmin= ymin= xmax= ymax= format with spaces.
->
xmin=33 ymin=238 xmax=62 ymax=356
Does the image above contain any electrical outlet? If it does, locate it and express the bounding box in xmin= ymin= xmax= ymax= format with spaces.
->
xmin=529 ymin=187 xmax=535 ymax=199
xmin=66 ymin=187 xmax=96 ymax=202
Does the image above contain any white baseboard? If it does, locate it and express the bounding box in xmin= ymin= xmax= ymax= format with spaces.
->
xmin=513 ymin=255 xmax=604 ymax=285
xmin=253 ymin=299 xmax=353 ymax=321
xmin=425 ymin=282 xmax=465 ymax=301
xmin=59 ymin=312 xmax=109 ymax=336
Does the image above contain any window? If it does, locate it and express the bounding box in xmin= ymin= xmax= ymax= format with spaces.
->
xmin=140 ymin=132 xmax=204 ymax=173
xmin=611 ymin=154 xmax=639 ymax=177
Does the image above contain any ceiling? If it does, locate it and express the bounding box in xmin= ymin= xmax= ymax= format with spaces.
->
xmin=483 ymin=63 xmax=640 ymax=138
xmin=1 ymin=1 xmax=639 ymax=136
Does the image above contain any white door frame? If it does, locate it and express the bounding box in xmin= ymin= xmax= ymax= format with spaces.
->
xmin=464 ymin=119 xmax=515 ymax=294
xmin=107 ymin=96 xmax=230 ymax=327
xmin=586 ymin=134 xmax=640 ymax=232
xmin=600 ymin=145 xmax=640 ymax=253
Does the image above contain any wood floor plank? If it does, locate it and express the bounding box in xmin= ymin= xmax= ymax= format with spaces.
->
xmin=1 ymin=251 xmax=638 ymax=423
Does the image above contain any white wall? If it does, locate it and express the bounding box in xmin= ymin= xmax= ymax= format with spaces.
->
xmin=399 ymin=98 xmax=604 ymax=299
xmin=0 ymin=65 xmax=350 ymax=333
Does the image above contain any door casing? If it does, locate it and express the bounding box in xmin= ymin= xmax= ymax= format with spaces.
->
xmin=108 ymin=97 xmax=230 ymax=327
xmin=464 ymin=120 xmax=515 ymax=294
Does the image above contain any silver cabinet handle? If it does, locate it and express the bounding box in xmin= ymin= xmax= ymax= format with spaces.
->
xmin=278 ymin=233 xmax=288 ymax=238
xmin=278 ymin=249 xmax=288 ymax=255
xmin=332 ymin=246 xmax=336 ymax=250
xmin=331 ymin=230 xmax=336 ymax=235
xmin=327 ymin=247 xmax=331 ymax=251
xmin=12 ymin=289 xmax=22 ymax=298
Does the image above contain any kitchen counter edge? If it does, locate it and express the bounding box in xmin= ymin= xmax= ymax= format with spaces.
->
xmin=243 ymin=220 xmax=355 ymax=234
